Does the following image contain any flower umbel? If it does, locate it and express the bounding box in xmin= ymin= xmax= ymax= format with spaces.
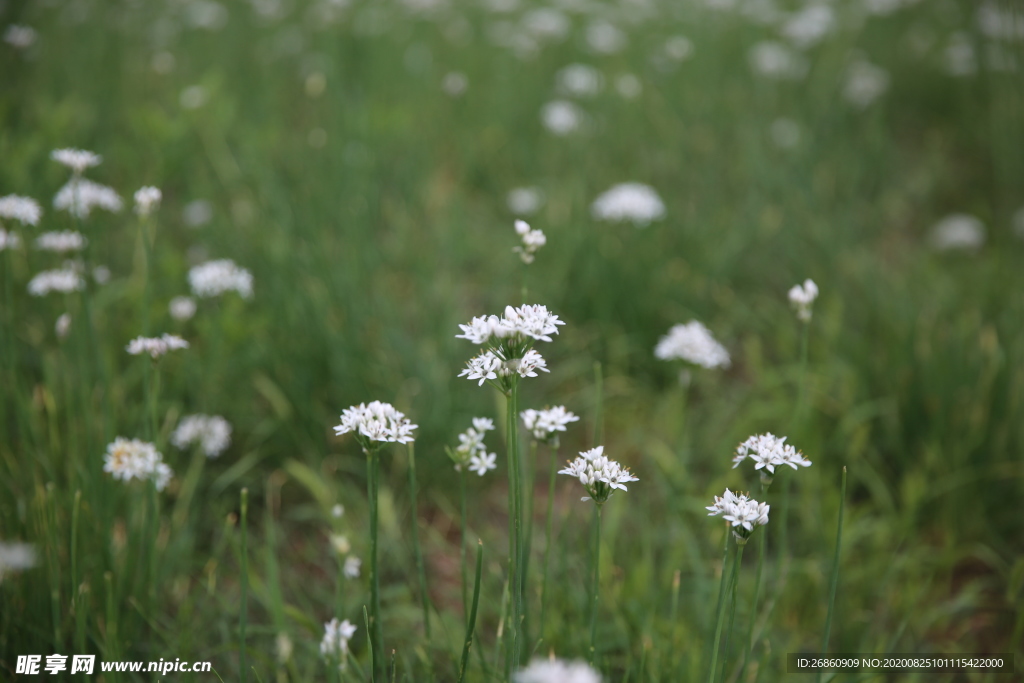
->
xmin=514 ymin=658 xmax=602 ymax=683
xmin=654 ymin=320 xmax=730 ymax=369
xmin=319 ymin=618 xmax=357 ymax=669
xmin=134 ymin=186 xmax=162 ymax=216
xmin=0 ymin=195 xmax=42 ymax=226
xmin=788 ymin=279 xmax=819 ymax=322
xmin=707 ymin=488 xmax=769 ymax=543
xmin=171 ymin=414 xmax=232 ymax=457
xmin=126 ymin=334 xmax=189 ymax=359
xmin=334 ymin=401 xmax=417 ymax=451
xmin=103 ymin=437 xmax=173 ymax=491
xmin=732 ymin=433 xmax=811 ymax=483
xmin=448 ymin=417 xmax=497 ymax=474
xmin=513 ymin=219 xmax=547 ymax=264
xmin=456 ymin=304 xmax=563 ymax=393
xmin=559 ymin=445 xmax=638 ymax=504
xmin=521 ymin=405 xmax=580 ymax=444
xmin=51 ymin=148 xmax=102 ymax=174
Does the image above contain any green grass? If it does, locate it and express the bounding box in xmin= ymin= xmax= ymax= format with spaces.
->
xmin=2 ymin=0 xmax=1023 ymax=680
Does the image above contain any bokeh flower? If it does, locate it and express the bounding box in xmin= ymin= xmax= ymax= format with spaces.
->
xmin=171 ymin=414 xmax=232 ymax=457
xmin=188 ymin=259 xmax=254 ymax=298
xmin=126 ymin=334 xmax=189 ymax=359
xmin=515 ymin=658 xmax=602 ymax=683
xmin=590 ymin=183 xmax=665 ymax=226
xmin=655 ymin=320 xmax=730 ymax=369
xmin=788 ymin=279 xmax=818 ymax=322
xmin=134 ymin=186 xmax=162 ymax=216
xmin=103 ymin=437 xmax=173 ymax=491
xmin=51 ymin=148 xmax=102 ymax=174
xmin=521 ymin=406 xmax=580 ymax=444
xmin=0 ymin=195 xmax=42 ymax=226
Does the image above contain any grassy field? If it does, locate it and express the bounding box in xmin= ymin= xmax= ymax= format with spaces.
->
xmin=2 ymin=0 xmax=1023 ymax=680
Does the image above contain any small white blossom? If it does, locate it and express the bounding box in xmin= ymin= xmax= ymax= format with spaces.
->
xmin=749 ymin=41 xmax=807 ymax=80
xmin=559 ymin=445 xmax=638 ymax=504
xmin=507 ymin=187 xmax=544 ymax=215
xmin=0 ymin=541 xmax=37 ymax=582
xmin=55 ymin=313 xmax=72 ymax=340
xmin=3 ymin=25 xmax=37 ymax=49
xmin=51 ymin=148 xmax=102 ymax=174
xmin=27 ymin=269 xmax=84 ymax=296
xmin=930 ymin=214 xmax=985 ymax=251
xmin=707 ymin=488 xmax=769 ymax=542
xmin=188 ymin=259 xmax=254 ymax=298
xmin=521 ymin=406 xmax=580 ymax=442
xmin=331 ymin=504 xmax=345 ymax=518
xmin=788 ymin=279 xmax=818 ymax=322
xmin=344 ymin=555 xmax=362 ymax=578
xmin=513 ymin=219 xmax=547 ymax=264
xmin=449 ymin=418 xmax=497 ymax=472
xmin=93 ymin=266 xmax=111 ymax=284
xmin=843 ymin=59 xmax=889 ymax=109
xmin=103 ymin=437 xmax=174 ymax=491
xmin=459 ymin=351 xmax=503 ymax=386
xmin=53 ymin=179 xmax=123 ymax=218
xmin=171 ymin=414 xmax=232 ymax=457
xmin=126 ymin=334 xmax=190 ymax=359
xmin=442 ymin=71 xmax=468 ymax=96
xmin=556 ymin=64 xmax=604 ymax=97
xmin=456 ymin=304 xmax=564 ymax=346
xmin=134 ymin=186 xmax=162 ymax=216
xmin=169 ymin=296 xmax=197 ymax=321
xmin=0 ymin=195 xmax=42 ymax=225
xmin=732 ymin=433 xmax=811 ymax=483
xmin=183 ymin=199 xmax=213 ymax=227
xmin=590 ymin=183 xmax=665 ymax=226
xmin=0 ymin=228 xmax=21 ymax=251
xmin=472 ymin=417 xmax=495 ymax=432
xmin=655 ymin=321 xmax=730 ymax=369
xmin=515 ymin=658 xmax=602 ymax=683
xmin=334 ymin=401 xmax=418 ymax=448
xmin=468 ymin=451 xmax=498 ymax=476
xmin=781 ymin=4 xmax=835 ymax=49
xmin=541 ymin=100 xmax=585 ymax=136
xmin=35 ymin=231 xmax=87 ymax=253
xmin=320 ymin=618 xmax=357 ymax=667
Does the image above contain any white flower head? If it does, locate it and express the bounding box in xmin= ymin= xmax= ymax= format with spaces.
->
xmin=171 ymin=414 xmax=232 ymax=457
xmin=3 ymin=25 xmax=37 ymax=49
xmin=35 ymin=231 xmax=87 ymax=253
xmin=27 ymin=269 xmax=85 ymax=296
xmin=781 ymin=4 xmax=835 ymax=49
xmin=507 ymin=187 xmax=544 ymax=216
xmin=442 ymin=71 xmax=468 ymax=96
xmin=788 ymin=279 xmax=818 ymax=322
xmin=514 ymin=658 xmax=602 ymax=683
xmin=331 ymin=504 xmax=345 ymax=518
xmin=559 ymin=445 xmax=638 ymax=504
xmin=707 ymin=488 xmax=769 ymax=542
xmin=103 ymin=437 xmax=174 ymax=491
xmin=556 ymin=64 xmax=604 ymax=97
xmin=55 ymin=313 xmax=72 ymax=340
xmin=930 ymin=214 xmax=985 ymax=251
xmin=320 ymin=618 xmax=357 ymax=667
xmin=843 ymin=59 xmax=889 ymax=109
xmin=53 ymin=179 xmax=123 ymax=218
xmin=732 ymin=433 xmax=811 ymax=483
xmin=169 ymin=296 xmax=197 ymax=321
xmin=334 ymin=401 xmax=417 ymax=450
xmin=0 ymin=541 xmax=37 ymax=582
xmin=513 ymin=219 xmax=547 ymax=264
xmin=749 ymin=41 xmax=807 ymax=80
xmin=93 ymin=266 xmax=111 ymax=284
xmin=457 ymin=304 xmax=562 ymax=391
xmin=188 ymin=259 xmax=254 ymax=298
xmin=468 ymin=451 xmax=498 ymax=476
xmin=0 ymin=228 xmax=22 ymax=252
xmin=591 ymin=183 xmax=665 ymax=226
xmin=126 ymin=333 xmax=189 ymax=359
xmin=541 ymin=100 xmax=585 ymax=136
xmin=51 ymin=148 xmax=102 ymax=174
xmin=330 ymin=534 xmax=351 ymax=555
xmin=0 ymin=195 xmax=42 ymax=226
xmin=344 ymin=555 xmax=362 ymax=578
xmin=521 ymin=405 xmax=580 ymax=443
xmin=449 ymin=417 xmax=497 ymax=472
xmin=134 ymin=186 xmax=162 ymax=216
xmin=472 ymin=417 xmax=495 ymax=432
xmin=655 ymin=320 xmax=730 ymax=369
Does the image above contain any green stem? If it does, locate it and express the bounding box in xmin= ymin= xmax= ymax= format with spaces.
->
xmin=460 ymin=469 xmax=468 ymax=626
xmin=794 ymin=321 xmax=810 ymax=429
xmin=521 ymin=439 xmax=536 ymax=645
xmin=539 ymin=443 xmax=559 ymax=642
xmin=458 ymin=540 xmax=484 ymax=683
xmin=367 ymin=450 xmax=384 ymax=679
xmin=592 ymin=362 xmax=603 ymax=447
xmin=504 ymin=383 xmax=523 ymax=673
xmin=707 ymin=532 xmax=732 ymax=683
xmin=240 ymin=488 xmax=249 ymax=683
xmin=816 ymin=467 xmax=847 ymax=683
xmin=363 ymin=606 xmax=375 ymax=683
xmin=589 ymin=504 xmax=602 ymax=666
xmin=407 ymin=443 xmax=431 ymax=638
xmin=720 ymin=543 xmax=746 ymax=682
xmin=741 ymin=515 xmax=767 ymax=678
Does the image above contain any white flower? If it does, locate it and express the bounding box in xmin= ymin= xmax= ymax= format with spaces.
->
xmin=334 ymin=401 xmax=418 ymax=448
xmin=51 ymin=148 xmax=102 ymax=174
xmin=522 ymin=8 xmax=569 ymax=41
xmin=169 ymin=296 xmax=197 ymax=321
xmin=134 ymin=186 xmax=162 ymax=216
xmin=34 ymin=231 xmax=87 ymax=253
xmin=781 ymin=4 xmax=835 ymax=49
xmin=707 ymin=488 xmax=769 ymax=541
xmin=330 ymin=534 xmax=351 ymax=555
xmin=3 ymin=25 xmax=36 ymax=49
xmin=331 ymin=504 xmax=345 ymax=518
xmin=843 ymin=59 xmax=889 ymax=109
xmin=514 ymin=658 xmax=602 ymax=683
xmin=559 ymin=445 xmax=638 ymax=504
xmin=53 ymin=179 xmax=123 ymax=218
xmin=180 ymin=85 xmax=208 ymax=109
xmin=275 ymin=632 xmax=293 ymax=664
xmin=749 ymin=41 xmax=807 ymax=80
xmin=615 ymin=73 xmax=642 ymax=99
xmin=944 ymin=33 xmax=977 ymax=77
xmin=0 ymin=541 xmax=37 ymax=582
xmin=183 ymin=199 xmax=213 ymax=227
xmin=126 ymin=334 xmax=190 ymax=359
xmin=541 ymin=100 xmax=585 ymax=135
xmin=590 ymin=183 xmax=665 ymax=226
xmin=457 ymin=304 xmax=562 ymax=391
xmin=459 ymin=351 xmax=503 ymax=385
xmin=556 ymin=64 xmax=604 ymax=97
xmin=586 ymin=21 xmax=625 ymax=54
xmin=468 ymin=451 xmax=498 ymax=476
xmin=456 ymin=304 xmax=564 ymax=346
xmin=663 ymin=36 xmax=693 ymax=62
xmin=472 ymin=417 xmax=495 ymax=432
xmin=655 ymin=321 xmax=730 ymax=369
xmin=103 ymin=437 xmax=174 ymax=491
xmin=788 ymin=279 xmax=818 ymax=322
xmin=344 ymin=555 xmax=362 ymax=578
xmin=930 ymin=214 xmax=985 ymax=251
xmin=521 ymin=406 xmax=580 ymax=442
xmin=93 ymin=266 xmax=111 ymax=284
xmin=507 ymin=187 xmax=544 ymax=215
xmin=171 ymin=414 xmax=232 ymax=457
xmin=442 ymin=71 xmax=468 ymax=96
xmin=513 ymin=219 xmax=547 ymax=264
xmin=0 ymin=228 xmax=21 ymax=252
xmin=188 ymin=259 xmax=254 ymax=298
xmin=27 ymin=269 xmax=85 ymax=296
xmin=320 ymin=618 xmax=357 ymax=665
xmin=0 ymin=195 xmax=42 ymax=225
xmin=55 ymin=313 xmax=72 ymax=339
xmin=732 ymin=433 xmax=811 ymax=480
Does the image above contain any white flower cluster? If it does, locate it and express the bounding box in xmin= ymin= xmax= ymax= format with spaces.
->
xmin=334 ymin=401 xmax=417 ymax=449
xmin=507 ymin=187 xmax=544 ymax=216
xmin=51 ymin=148 xmax=102 ymax=174
xmin=344 ymin=555 xmax=361 ymax=578
xmin=3 ymin=25 xmax=36 ymax=49
xmin=655 ymin=320 xmax=730 ymax=369
xmin=706 ymin=489 xmax=769 ymax=542
xmin=35 ymin=231 xmax=87 ymax=253
xmin=590 ymin=183 xmax=665 ymax=226
xmin=513 ymin=219 xmax=546 ymax=264
xmin=514 ymin=658 xmax=602 ymax=683
xmin=521 ymin=406 xmax=579 ymax=443
xmin=732 ymin=433 xmax=811 ymax=483
xmin=449 ymin=417 xmax=498 ymax=476
xmin=125 ymin=334 xmax=190 ymax=359
xmin=103 ymin=437 xmax=173 ymax=491
xmin=559 ymin=445 xmax=638 ymax=504
xmin=0 ymin=541 xmax=37 ymax=582
xmin=171 ymin=414 xmax=232 ymax=457
xmin=0 ymin=195 xmax=42 ymax=226
xmin=929 ymin=214 xmax=985 ymax=252
xmin=27 ymin=268 xmax=85 ymax=296
xmin=0 ymin=228 xmax=21 ymax=252
xmin=53 ymin=179 xmax=123 ymax=218
xmin=55 ymin=313 xmax=72 ymax=339
xmin=319 ymin=618 xmax=357 ymax=667
xmin=456 ymin=304 xmax=563 ymax=392
xmin=169 ymin=296 xmax=197 ymax=321
xmin=787 ymin=279 xmax=818 ymax=322
xmin=188 ymin=259 xmax=254 ymax=299
xmin=134 ymin=186 xmax=162 ymax=216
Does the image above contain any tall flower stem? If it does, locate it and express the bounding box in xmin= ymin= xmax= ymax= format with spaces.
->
xmin=816 ymin=467 xmax=847 ymax=683
xmin=504 ymin=382 xmax=523 ymax=673
xmin=539 ymin=443 xmax=559 ymax=642
xmin=407 ymin=443 xmax=431 ymax=638
xmin=720 ymin=542 xmax=746 ymax=681
xmin=458 ymin=540 xmax=484 ymax=683
xmin=459 ymin=469 xmax=469 ymax=626
xmin=367 ymin=449 xmax=384 ymax=680
xmin=589 ymin=504 xmax=602 ymax=666
xmin=741 ymin=496 xmax=768 ymax=678
xmin=521 ymin=439 xmax=536 ymax=644
xmin=706 ymin=533 xmax=733 ymax=683
xmin=239 ymin=488 xmax=249 ymax=683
